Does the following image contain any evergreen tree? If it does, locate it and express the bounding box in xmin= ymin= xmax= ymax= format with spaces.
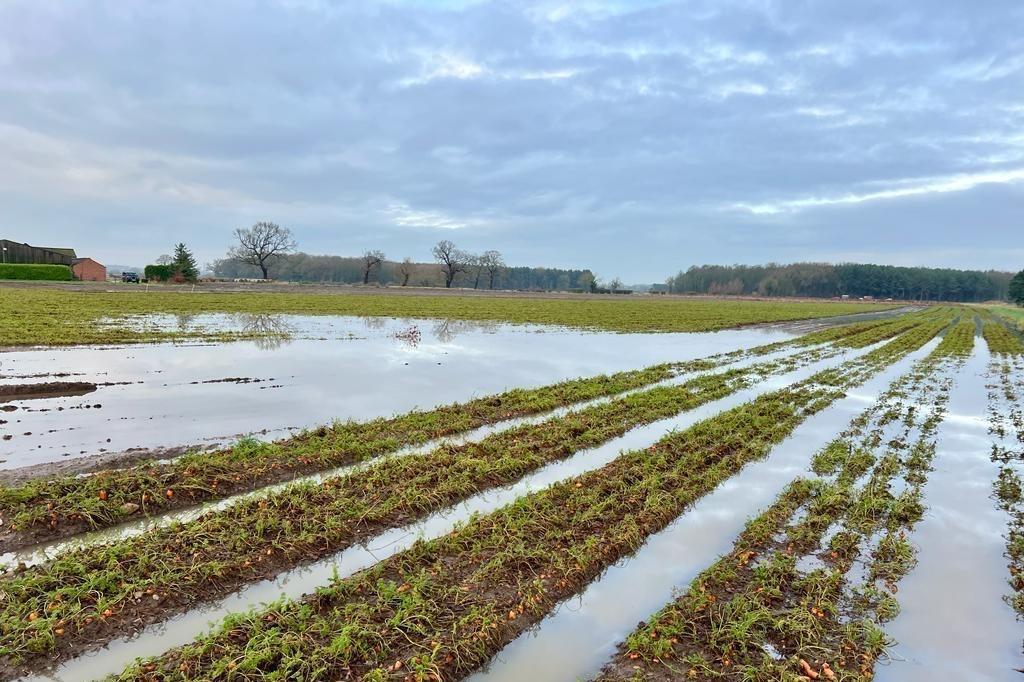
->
xmin=1010 ymin=270 xmax=1024 ymax=306
xmin=172 ymin=243 xmax=199 ymax=282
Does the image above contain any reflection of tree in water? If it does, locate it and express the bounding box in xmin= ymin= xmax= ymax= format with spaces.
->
xmin=174 ymin=312 xmax=199 ymax=331
xmin=431 ymin=318 xmax=500 ymax=343
xmin=233 ymin=314 xmax=295 ymax=350
xmin=362 ymin=316 xmax=387 ymax=332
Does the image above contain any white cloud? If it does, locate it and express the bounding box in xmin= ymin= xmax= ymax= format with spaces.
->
xmin=398 ymin=51 xmax=487 ymax=87
xmin=711 ymin=81 xmax=768 ymax=98
xmin=384 ymin=201 xmax=475 ymax=230
xmin=795 ymin=106 xmax=844 ymax=118
xmin=731 ymin=168 xmax=1024 ymax=215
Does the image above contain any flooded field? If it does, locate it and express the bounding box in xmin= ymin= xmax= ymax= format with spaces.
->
xmin=0 ymin=304 xmax=1022 ymax=682
xmin=0 ymin=315 xmax=794 ymax=477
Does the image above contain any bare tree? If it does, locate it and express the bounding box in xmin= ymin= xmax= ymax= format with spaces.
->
xmin=228 ymin=222 xmax=297 ymax=279
xmin=468 ymin=253 xmax=484 ymax=289
xmin=361 ymin=249 xmax=385 ymax=285
xmin=399 ymin=257 xmax=413 ymax=287
xmin=608 ymin=277 xmax=624 ymax=291
xmin=479 ymin=250 xmax=505 ymax=289
xmin=432 ymin=240 xmax=470 ymax=288
xmin=155 ymin=254 xmax=173 ymax=265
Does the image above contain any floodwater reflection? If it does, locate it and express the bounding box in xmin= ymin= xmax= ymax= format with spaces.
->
xmin=0 ymin=315 xmax=794 ymax=474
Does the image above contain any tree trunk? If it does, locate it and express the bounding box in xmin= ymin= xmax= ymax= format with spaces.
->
xmin=260 ymin=262 xmax=269 ymax=279
xmin=363 ymin=269 xmax=370 ymax=285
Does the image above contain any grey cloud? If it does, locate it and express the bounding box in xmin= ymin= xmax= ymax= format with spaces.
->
xmin=0 ymin=0 xmax=1021 ymax=279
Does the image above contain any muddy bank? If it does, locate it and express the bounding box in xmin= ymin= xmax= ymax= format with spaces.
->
xmin=0 ymin=444 xmax=210 ymax=487
xmin=0 ymin=382 xmax=97 ymax=403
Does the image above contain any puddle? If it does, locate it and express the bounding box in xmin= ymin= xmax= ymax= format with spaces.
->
xmin=0 ymin=315 xmax=795 ymax=472
xmin=19 ymin=339 xmax=879 ymax=682
xmin=877 ymin=344 xmax=1023 ymax=682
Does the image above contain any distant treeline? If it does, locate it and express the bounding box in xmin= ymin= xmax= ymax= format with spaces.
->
xmin=211 ymin=253 xmax=596 ymax=291
xmin=668 ymin=263 xmax=1014 ymax=302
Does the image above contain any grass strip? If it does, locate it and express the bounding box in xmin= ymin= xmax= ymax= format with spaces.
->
xmin=0 ymin=285 xmax=896 ymax=347
xmin=0 ymin=343 xmax=850 ymax=673
xmin=93 ymin=314 xmax=950 ymax=681
xmin=596 ymin=344 xmax=961 ymax=681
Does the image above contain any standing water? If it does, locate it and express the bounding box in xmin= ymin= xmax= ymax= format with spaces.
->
xmin=877 ymin=343 xmax=1022 ymax=681
xmin=0 ymin=315 xmax=794 ymax=474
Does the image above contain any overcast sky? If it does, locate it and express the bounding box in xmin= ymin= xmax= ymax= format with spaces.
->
xmin=1 ymin=0 xmax=1021 ymax=280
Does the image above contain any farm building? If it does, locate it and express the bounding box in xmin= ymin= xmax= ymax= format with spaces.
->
xmin=1 ymin=239 xmax=106 ymax=281
xmin=0 ymin=239 xmax=76 ymax=266
xmin=71 ymin=258 xmax=107 ymax=281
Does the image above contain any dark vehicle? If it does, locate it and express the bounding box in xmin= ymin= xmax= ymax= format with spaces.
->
xmin=121 ymin=271 xmax=140 ymax=283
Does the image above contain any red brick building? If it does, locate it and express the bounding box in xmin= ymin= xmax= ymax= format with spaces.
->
xmin=71 ymin=258 xmax=107 ymax=281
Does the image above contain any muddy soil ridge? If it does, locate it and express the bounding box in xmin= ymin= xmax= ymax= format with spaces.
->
xmin=0 ymin=382 xmax=98 ymax=403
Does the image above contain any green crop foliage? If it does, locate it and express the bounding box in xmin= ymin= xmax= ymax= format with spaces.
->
xmin=0 ymin=285 xmax=897 ymax=347
xmin=0 ymin=265 xmax=72 ymax=282
xmin=982 ymin=321 xmax=1024 ymax=355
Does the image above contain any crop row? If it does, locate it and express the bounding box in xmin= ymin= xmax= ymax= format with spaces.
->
xmin=85 ymin=312 xmax=955 ymax=680
xmin=796 ymin=306 xmax=950 ymax=350
xmin=986 ymin=355 xmax=1024 ymax=620
xmin=0 ymin=313 xmax=917 ymax=553
xmin=932 ymin=317 xmax=977 ymax=356
xmin=0 ymin=335 xmax=865 ymax=674
xmin=982 ymin=320 xmax=1024 ymax=355
xmin=597 ymin=343 xmax=961 ymax=680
